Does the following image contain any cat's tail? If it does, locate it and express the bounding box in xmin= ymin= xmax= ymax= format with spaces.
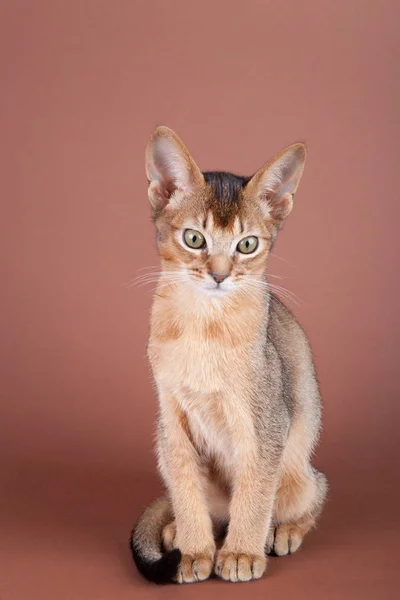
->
xmin=130 ymin=495 xmax=180 ymax=584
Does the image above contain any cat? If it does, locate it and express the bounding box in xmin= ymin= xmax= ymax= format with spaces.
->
xmin=130 ymin=126 xmax=327 ymax=584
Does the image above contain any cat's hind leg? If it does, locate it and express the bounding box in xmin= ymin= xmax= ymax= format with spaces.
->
xmin=266 ymin=414 xmax=328 ymax=556
xmin=162 ymin=520 xmax=176 ymax=552
xmin=266 ymin=466 xmax=327 ymax=556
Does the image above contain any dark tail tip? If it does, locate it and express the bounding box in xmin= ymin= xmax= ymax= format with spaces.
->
xmin=129 ymin=532 xmax=181 ymax=585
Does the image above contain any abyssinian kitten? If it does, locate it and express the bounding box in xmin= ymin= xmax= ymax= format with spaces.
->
xmin=130 ymin=126 xmax=327 ymax=584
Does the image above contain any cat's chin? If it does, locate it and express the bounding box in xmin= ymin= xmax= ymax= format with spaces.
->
xmin=200 ymin=285 xmax=232 ymax=298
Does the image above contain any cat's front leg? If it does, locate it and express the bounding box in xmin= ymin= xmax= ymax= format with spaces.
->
xmin=158 ymin=390 xmax=215 ymax=583
xmin=215 ymin=453 xmax=280 ymax=582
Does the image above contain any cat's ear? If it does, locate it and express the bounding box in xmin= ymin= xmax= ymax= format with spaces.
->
xmin=145 ymin=126 xmax=204 ymax=214
xmin=246 ymin=143 xmax=306 ymax=223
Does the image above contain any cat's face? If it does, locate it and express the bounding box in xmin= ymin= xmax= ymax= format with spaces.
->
xmin=146 ymin=127 xmax=306 ymax=299
xmin=154 ymin=178 xmax=272 ymax=297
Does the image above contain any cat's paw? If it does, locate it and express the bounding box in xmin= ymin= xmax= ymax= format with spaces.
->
xmin=214 ymin=550 xmax=266 ymax=582
xmin=266 ymin=523 xmax=304 ymax=556
xmin=163 ymin=523 xmax=215 ymax=583
xmin=175 ymin=552 xmax=214 ymax=584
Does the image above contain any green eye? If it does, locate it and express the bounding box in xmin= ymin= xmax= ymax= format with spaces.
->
xmin=237 ymin=236 xmax=258 ymax=254
xmin=183 ymin=229 xmax=206 ymax=249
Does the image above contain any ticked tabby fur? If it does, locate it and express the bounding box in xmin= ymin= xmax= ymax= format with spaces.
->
xmin=130 ymin=126 xmax=327 ymax=584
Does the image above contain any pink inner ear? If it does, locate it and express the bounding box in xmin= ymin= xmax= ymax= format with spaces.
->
xmin=148 ymin=180 xmax=170 ymax=211
xmin=269 ymin=191 xmax=293 ymax=221
xmin=176 ymin=183 xmax=191 ymax=194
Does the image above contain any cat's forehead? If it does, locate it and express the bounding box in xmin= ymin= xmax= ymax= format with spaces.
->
xmin=202 ymin=212 xmax=243 ymax=242
xmin=167 ymin=171 xmax=266 ymax=236
xmin=203 ymin=171 xmax=250 ymax=229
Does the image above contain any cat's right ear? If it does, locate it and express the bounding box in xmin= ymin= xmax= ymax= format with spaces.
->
xmin=145 ymin=126 xmax=204 ymax=214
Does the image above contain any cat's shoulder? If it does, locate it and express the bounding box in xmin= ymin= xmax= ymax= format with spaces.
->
xmin=267 ymin=293 xmax=308 ymax=343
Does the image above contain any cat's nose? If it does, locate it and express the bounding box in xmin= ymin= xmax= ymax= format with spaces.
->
xmin=211 ymin=272 xmax=229 ymax=284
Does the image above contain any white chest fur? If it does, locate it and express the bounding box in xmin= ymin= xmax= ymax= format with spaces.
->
xmin=149 ymin=291 xmax=263 ymax=467
xmin=152 ymin=334 xmax=245 ymax=394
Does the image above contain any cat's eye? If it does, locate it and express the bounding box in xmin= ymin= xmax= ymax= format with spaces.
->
xmin=183 ymin=229 xmax=206 ymax=249
xmin=237 ymin=236 xmax=259 ymax=254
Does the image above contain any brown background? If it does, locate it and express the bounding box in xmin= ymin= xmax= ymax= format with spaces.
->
xmin=0 ymin=1 xmax=399 ymax=598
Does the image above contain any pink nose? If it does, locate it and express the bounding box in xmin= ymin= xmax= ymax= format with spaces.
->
xmin=211 ymin=272 xmax=229 ymax=284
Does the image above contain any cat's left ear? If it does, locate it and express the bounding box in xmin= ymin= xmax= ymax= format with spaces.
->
xmin=246 ymin=143 xmax=306 ymax=223
xmin=145 ymin=126 xmax=204 ymax=215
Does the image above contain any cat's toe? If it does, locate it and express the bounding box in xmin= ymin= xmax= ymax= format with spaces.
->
xmin=266 ymin=523 xmax=304 ymax=556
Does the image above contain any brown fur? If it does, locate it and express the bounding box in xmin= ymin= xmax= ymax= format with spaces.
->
xmin=130 ymin=127 xmax=327 ymax=584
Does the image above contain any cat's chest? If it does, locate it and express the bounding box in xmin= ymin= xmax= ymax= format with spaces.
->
xmin=150 ymin=331 xmax=242 ymax=394
xmin=149 ymin=308 xmax=260 ymax=468
xmin=148 ymin=295 xmax=262 ymax=394
xmin=186 ymin=393 xmax=235 ymax=467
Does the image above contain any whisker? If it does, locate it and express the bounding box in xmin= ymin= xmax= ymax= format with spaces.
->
xmin=242 ymin=277 xmax=302 ymax=306
xmin=122 ymin=270 xmax=162 ymax=287
xmin=136 ymin=265 xmax=160 ymax=272
xmin=125 ymin=271 xmax=186 ymax=287
xmin=137 ymin=277 xmax=186 ymax=288
xmin=122 ymin=265 xmax=187 ymax=285
xmin=144 ymin=279 xmax=190 ymax=297
xmin=270 ymin=252 xmax=296 ymax=268
xmin=267 ymin=283 xmax=302 ymax=303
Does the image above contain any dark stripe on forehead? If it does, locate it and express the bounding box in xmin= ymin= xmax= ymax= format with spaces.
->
xmin=203 ymin=171 xmax=251 ymax=228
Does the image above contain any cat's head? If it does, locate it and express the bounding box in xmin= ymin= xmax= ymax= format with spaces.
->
xmin=146 ymin=126 xmax=306 ymax=298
